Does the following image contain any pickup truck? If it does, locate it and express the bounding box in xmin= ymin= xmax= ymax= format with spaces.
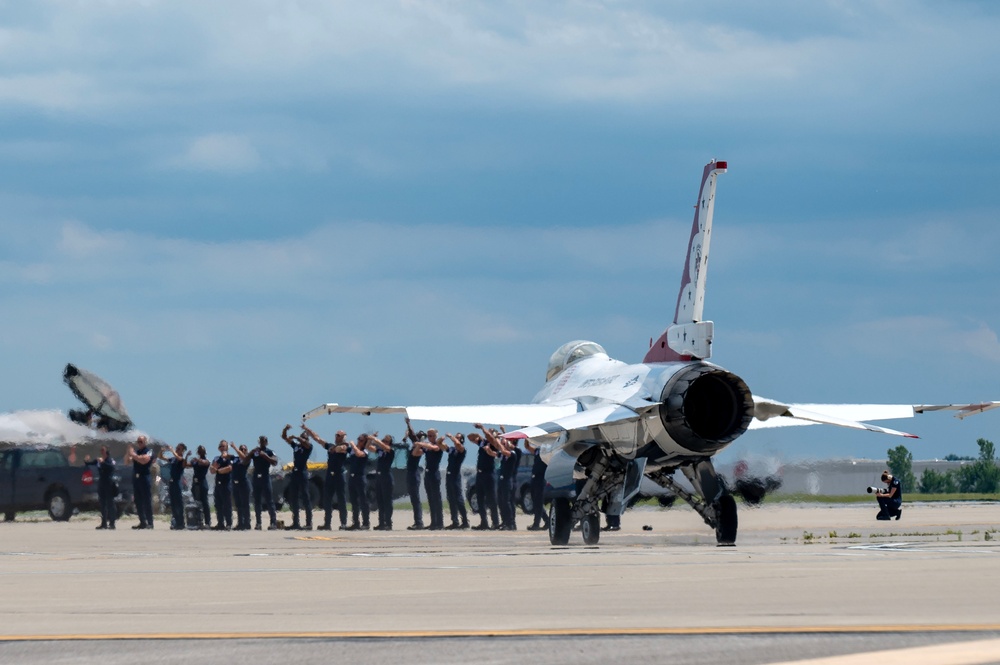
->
xmin=0 ymin=446 xmax=103 ymax=521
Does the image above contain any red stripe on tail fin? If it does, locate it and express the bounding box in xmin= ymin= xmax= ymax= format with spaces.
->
xmin=643 ymin=160 xmax=727 ymax=363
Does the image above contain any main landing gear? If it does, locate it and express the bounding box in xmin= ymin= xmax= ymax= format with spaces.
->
xmin=548 ymin=499 xmax=604 ymax=546
xmin=650 ymin=460 xmax=739 ymax=546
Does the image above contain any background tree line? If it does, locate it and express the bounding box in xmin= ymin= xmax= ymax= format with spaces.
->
xmin=886 ymin=439 xmax=1000 ymax=494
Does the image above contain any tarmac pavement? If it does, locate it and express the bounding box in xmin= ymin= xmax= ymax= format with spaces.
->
xmin=0 ymin=501 xmax=998 ymax=663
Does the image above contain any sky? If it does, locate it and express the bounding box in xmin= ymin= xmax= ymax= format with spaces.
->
xmin=1 ymin=1 xmax=998 ymax=465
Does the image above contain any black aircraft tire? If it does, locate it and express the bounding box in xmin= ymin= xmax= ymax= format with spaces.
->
xmin=3 ymin=511 xmax=15 ymax=522
xmin=549 ymin=498 xmax=572 ymax=546
xmin=580 ymin=513 xmax=600 ymax=545
xmin=715 ymin=494 xmax=738 ymax=546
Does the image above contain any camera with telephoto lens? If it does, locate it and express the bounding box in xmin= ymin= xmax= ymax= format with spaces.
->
xmin=866 ymin=486 xmax=881 ymax=494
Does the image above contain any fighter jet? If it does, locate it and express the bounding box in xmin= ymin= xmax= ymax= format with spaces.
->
xmin=304 ymin=160 xmax=999 ymax=546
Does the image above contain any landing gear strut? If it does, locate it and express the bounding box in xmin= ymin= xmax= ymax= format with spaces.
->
xmin=650 ymin=467 xmax=740 ymax=546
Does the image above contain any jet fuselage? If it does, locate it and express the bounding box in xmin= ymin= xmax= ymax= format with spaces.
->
xmin=531 ymin=346 xmax=754 ymax=469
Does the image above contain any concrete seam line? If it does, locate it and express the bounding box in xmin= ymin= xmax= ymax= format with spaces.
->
xmin=2 ymin=625 xmax=1000 ymax=641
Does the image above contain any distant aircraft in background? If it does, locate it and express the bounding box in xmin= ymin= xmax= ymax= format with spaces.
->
xmin=304 ymin=160 xmax=999 ymax=546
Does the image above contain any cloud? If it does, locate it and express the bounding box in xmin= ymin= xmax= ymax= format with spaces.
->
xmin=58 ymin=219 xmax=129 ymax=257
xmin=2 ymin=2 xmax=998 ymax=116
xmin=827 ymin=316 xmax=1000 ymax=364
xmin=0 ymin=217 xmax=678 ymax=355
xmin=5 ymin=211 xmax=997 ymax=361
xmin=0 ymin=72 xmax=97 ymax=111
xmin=167 ymin=133 xmax=263 ymax=173
xmin=713 ymin=211 xmax=1000 ymax=278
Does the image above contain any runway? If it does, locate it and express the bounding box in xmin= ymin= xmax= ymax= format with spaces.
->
xmin=1 ymin=501 xmax=998 ymax=663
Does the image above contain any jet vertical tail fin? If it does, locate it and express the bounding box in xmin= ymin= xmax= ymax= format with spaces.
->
xmin=643 ymin=159 xmax=727 ymax=363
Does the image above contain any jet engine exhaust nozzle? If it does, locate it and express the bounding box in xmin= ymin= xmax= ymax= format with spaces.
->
xmin=658 ymin=364 xmax=754 ymax=455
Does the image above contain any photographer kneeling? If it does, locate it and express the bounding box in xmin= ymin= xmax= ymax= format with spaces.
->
xmin=868 ymin=471 xmax=902 ymax=521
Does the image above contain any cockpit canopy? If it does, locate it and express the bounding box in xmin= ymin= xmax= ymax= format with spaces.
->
xmin=546 ymin=340 xmax=608 ymax=381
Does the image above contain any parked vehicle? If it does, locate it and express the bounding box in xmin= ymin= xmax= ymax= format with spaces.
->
xmin=0 ymin=445 xmax=106 ymax=521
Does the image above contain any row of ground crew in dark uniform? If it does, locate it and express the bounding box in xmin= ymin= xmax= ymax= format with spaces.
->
xmin=102 ymin=423 xmax=556 ymax=532
xmin=401 ymin=420 xmax=551 ymax=532
xmin=271 ymin=420 xmax=552 ymax=533
xmin=279 ymin=423 xmax=395 ymax=531
xmin=156 ymin=435 xmax=282 ymax=530
xmin=289 ymin=421 xmax=556 ymax=532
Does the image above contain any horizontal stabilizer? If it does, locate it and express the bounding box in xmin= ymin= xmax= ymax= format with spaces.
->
xmin=914 ymin=402 xmax=1000 ymax=420
xmin=502 ymin=404 xmax=641 ymax=440
xmin=302 ymin=402 xmax=579 ymax=427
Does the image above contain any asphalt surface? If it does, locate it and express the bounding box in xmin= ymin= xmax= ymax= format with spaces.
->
xmin=1 ymin=501 xmax=998 ymax=664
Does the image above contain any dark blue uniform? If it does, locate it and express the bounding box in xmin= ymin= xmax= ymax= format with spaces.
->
xmin=424 ymin=445 xmax=445 ymax=529
xmin=191 ymin=456 xmax=211 ymax=528
xmin=474 ymin=441 xmax=499 ymax=529
xmin=213 ymin=454 xmax=233 ymax=529
xmin=250 ymin=446 xmax=277 ymax=529
xmin=405 ymin=444 xmax=424 ymax=529
xmin=167 ymin=456 xmax=186 ymax=530
xmin=131 ymin=444 xmax=155 ymax=529
xmin=321 ymin=444 xmax=348 ymax=529
xmin=445 ymin=445 xmax=468 ymax=528
xmin=375 ymin=446 xmax=394 ymax=530
xmin=498 ymin=446 xmax=521 ymax=530
xmin=86 ymin=455 xmax=117 ymax=529
xmin=347 ymin=449 xmax=370 ymax=529
xmin=231 ymin=454 xmax=251 ymax=530
xmin=288 ymin=441 xmax=313 ymax=529
xmin=877 ymin=476 xmax=903 ymax=519
xmin=528 ymin=452 xmax=549 ymax=530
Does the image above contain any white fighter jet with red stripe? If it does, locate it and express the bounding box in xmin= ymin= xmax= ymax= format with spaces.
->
xmin=304 ymin=160 xmax=998 ymax=546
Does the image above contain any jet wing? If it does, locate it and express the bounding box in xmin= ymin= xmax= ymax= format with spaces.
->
xmin=501 ymin=404 xmax=642 ymax=440
xmin=302 ymin=402 xmax=580 ymax=427
xmin=750 ymin=398 xmax=1000 ymax=438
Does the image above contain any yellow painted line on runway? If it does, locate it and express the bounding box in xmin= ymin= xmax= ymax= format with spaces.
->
xmin=1 ymin=624 xmax=1000 ymax=641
